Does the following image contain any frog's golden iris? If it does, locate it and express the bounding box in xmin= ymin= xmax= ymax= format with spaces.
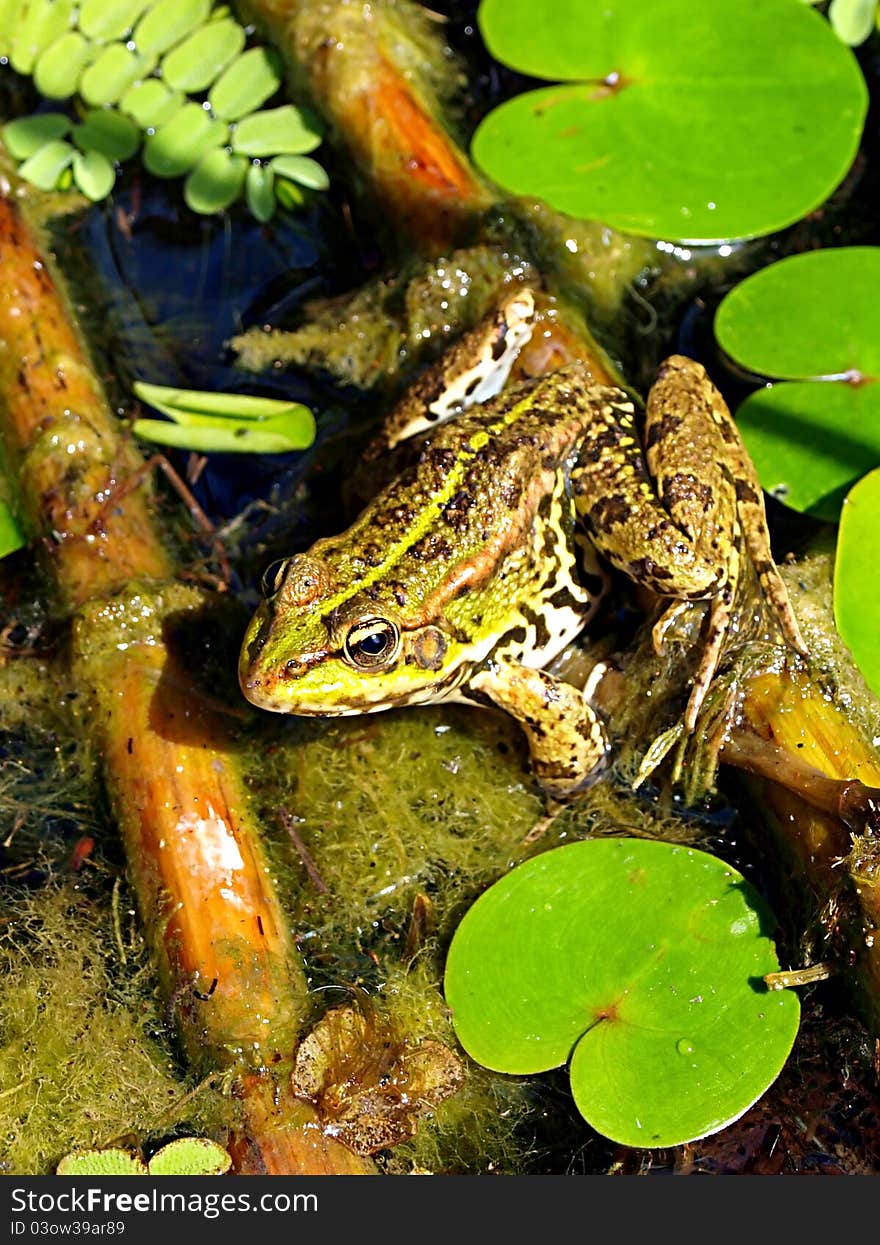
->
xmin=239 ymin=289 xmax=806 ymax=799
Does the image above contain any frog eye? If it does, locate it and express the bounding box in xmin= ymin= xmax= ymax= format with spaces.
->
xmin=261 ymin=559 xmax=290 ymax=598
xmin=344 ymin=618 xmax=401 ymax=669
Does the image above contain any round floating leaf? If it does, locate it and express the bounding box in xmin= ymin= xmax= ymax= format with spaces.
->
xmin=120 ymin=79 xmax=184 ymax=129
xmin=72 ymin=148 xmax=116 ymax=200
xmin=147 ymin=1138 xmax=232 ymax=1177
xmin=33 ymin=30 xmax=92 ymax=99
xmin=9 ymin=0 xmax=75 ymax=75
xmin=245 ymin=161 xmax=275 ymax=222
xmin=473 ymin=0 xmax=868 ymax=242
xmin=78 ymin=0 xmax=152 ymax=42
xmin=142 ymin=102 xmax=227 ymax=178
xmin=271 ymin=153 xmax=328 ymax=190
xmin=56 ymin=1150 xmax=147 ymax=1176
xmin=715 ymin=247 xmax=880 ymax=520
xmin=834 ymin=468 xmax=880 ymax=698
xmin=0 ymin=500 xmax=25 ymax=561
xmin=2 ymin=112 xmax=70 ymax=160
xmin=72 ymin=109 xmax=140 ymax=161
xmin=209 ymin=45 xmax=283 ymax=120
xmin=444 ymin=839 xmax=800 ymax=1148
xmin=132 ymin=0 xmax=210 ymax=57
xmin=17 ymin=138 xmax=75 ymax=190
xmin=829 ymin=0 xmax=877 ymax=44
xmin=78 ymin=43 xmax=156 ymax=106
xmin=184 ymin=146 xmax=247 ymax=213
xmin=160 ymin=17 xmax=245 ymax=93
xmin=231 ymin=105 xmax=322 ymax=157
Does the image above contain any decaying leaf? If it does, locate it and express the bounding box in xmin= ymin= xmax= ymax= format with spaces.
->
xmin=291 ymin=1004 xmax=465 ymax=1155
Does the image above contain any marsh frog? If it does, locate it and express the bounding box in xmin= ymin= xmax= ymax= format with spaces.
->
xmin=239 ymin=289 xmax=806 ymax=798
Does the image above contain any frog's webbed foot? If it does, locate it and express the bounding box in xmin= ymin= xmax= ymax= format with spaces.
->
xmin=468 ymin=659 xmax=609 ymax=800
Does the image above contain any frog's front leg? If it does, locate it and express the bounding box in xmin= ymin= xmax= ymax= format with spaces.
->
xmin=468 ymin=659 xmax=609 ymax=799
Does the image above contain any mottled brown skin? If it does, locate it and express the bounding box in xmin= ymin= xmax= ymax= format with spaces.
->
xmin=240 ymin=351 xmax=807 ymax=797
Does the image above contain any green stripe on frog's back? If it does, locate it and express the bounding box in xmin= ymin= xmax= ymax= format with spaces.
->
xmin=309 ymin=378 xmax=567 ymax=621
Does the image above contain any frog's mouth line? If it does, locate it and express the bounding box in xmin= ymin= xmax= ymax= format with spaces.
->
xmin=240 ymin=660 xmax=472 ymax=717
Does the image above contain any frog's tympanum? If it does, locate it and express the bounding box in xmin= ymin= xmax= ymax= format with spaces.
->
xmin=239 ymin=288 xmax=807 ymax=799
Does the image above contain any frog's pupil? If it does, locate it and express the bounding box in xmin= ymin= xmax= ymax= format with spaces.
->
xmin=358 ymin=631 xmax=389 ymax=656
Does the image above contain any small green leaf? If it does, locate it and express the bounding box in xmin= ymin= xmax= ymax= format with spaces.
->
xmin=18 ymin=138 xmax=75 ymax=190
xmin=147 ymin=1138 xmax=232 ymax=1177
xmin=828 ymin=0 xmax=877 ymax=44
xmin=56 ymin=1150 xmax=148 ymax=1176
xmin=133 ymin=416 xmax=314 ymax=454
xmin=231 ymin=105 xmax=322 ymax=157
xmin=444 ymin=839 xmax=799 ymax=1148
xmin=72 ymin=109 xmax=140 ymax=162
xmin=271 ymin=154 xmax=328 ymax=191
xmin=78 ymin=43 xmax=157 ymax=106
xmin=78 ymin=0 xmax=152 ymax=42
xmin=0 ymin=501 xmax=25 ymax=561
xmin=9 ymin=0 xmax=75 ymax=75
xmin=72 ymin=148 xmax=116 ymax=200
xmin=183 ymin=147 xmax=247 ymax=213
xmin=142 ymin=103 xmax=227 ymax=178
xmin=0 ymin=0 xmax=26 ymax=59
xmin=245 ymin=161 xmax=275 ymax=221
xmin=273 ymin=177 xmax=305 ymax=212
xmin=33 ymin=30 xmax=92 ymax=98
xmin=715 ymin=247 xmax=880 ymax=520
xmin=208 ymin=46 xmax=283 ymax=121
xmin=2 ymin=112 xmax=70 ymax=160
xmin=134 ymin=380 xmax=310 ymax=422
xmin=120 ymin=79 xmax=184 ymax=129
xmin=133 ymin=0 xmax=210 ymax=57
xmin=160 ymin=17 xmax=245 ymax=93
xmin=834 ymin=468 xmax=880 ymax=698
xmin=132 ymin=380 xmax=316 ymax=453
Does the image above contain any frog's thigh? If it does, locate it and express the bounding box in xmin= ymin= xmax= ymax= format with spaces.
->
xmin=469 ymin=661 xmax=609 ymax=798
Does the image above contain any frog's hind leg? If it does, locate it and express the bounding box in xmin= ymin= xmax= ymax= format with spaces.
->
xmin=682 ymin=543 xmax=741 ymax=732
xmin=468 ymin=659 xmax=609 ymax=799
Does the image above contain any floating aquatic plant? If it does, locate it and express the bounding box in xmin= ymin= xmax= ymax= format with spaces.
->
xmin=0 ymin=0 xmax=327 ymax=219
xmin=472 ymin=0 xmax=867 ymax=242
xmin=809 ymin=0 xmax=880 ymax=46
xmin=714 ymin=246 xmax=880 ymax=521
xmin=444 ymin=839 xmax=800 ymax=1148
xmin=132 ymin=381 xmax=316 ymax=454
xmin=56 ymin=1136 xmax=232 ymax=1177
xmin=834 ymin=468 xmax=880 ymax=699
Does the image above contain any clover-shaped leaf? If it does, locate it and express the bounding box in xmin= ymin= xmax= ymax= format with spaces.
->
xmin=715 ymin=247 xmax=880 ymax=521
xmin=444 ymin=839 xmax=800 ymax=1149
xmin=473 ymin=0 xmax=867 ymax=243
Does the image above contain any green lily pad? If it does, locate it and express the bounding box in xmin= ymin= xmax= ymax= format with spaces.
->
xmin=231 ymin=105 xmax=322 ymax=157
xmin=834 ymin=468 xmax=880 ymax=698
xmin=209 ymin=45 xmax=283 ymax=120
xmin=0 ymin=500 xmax=25 ymax=561
xmin=444 ymin=839 xmax=800 ymax=1148
xmin=2 ymin=112 xmax=70 ymax=160
xmin=33 ymin=30 xmax=92 ymax=99
xmin=72 ymin=109 xmax=140 ymax=162
xmin=142 ymin=102 xmax=227 ymax=178
xmin=132 ymin=380 xmax=316 ymax=454
xmin=473 ymin=0 xmax=867 ymax=242
xmin=146 ymin=1138 xmax=231 ymax=1176
xmin=160 ymin=16 xmax=245 ymax=93
xmin=715 ymin=247 xmax=880 ymax=520
xmin=184 ymin=147 xmax=247 ymax=213
xmin=17 ymin=138 xmax=75 ymax=190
